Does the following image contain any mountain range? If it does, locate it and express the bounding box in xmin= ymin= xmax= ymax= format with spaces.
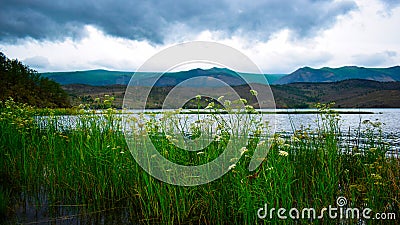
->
xmin=42 ymin=68 xmax=286 ymax=86
xmin=42 ymin=66 xmax=400 ymax=86
xmin=274 ymin=66 xmax=400 ymax=84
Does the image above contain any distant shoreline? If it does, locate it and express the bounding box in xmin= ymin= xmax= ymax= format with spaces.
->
xmin=62 ymin=79 xmax=400 ymax=109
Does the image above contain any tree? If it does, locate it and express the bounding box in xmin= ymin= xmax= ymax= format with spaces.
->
xmin=0 ymin=52 xmax=70 ymax=108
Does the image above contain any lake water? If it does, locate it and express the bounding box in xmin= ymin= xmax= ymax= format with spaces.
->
xmin=37 ymin=108 xmax=400 ymax=156
xmin=273 ymin=108 xmax=400 ymax=136
xmin=272 ymin=109 xmax=400 ymax=156
xmin=122 ymin=108 xmax=400 ymax=136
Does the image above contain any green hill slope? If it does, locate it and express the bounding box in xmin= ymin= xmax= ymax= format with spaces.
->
xmin=42 ymin=68 xmax=285 ymax=86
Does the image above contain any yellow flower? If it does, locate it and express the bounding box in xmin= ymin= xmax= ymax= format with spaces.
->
xmin=250 ymin=89 xmax=258 ymax=96
xmin=170 ymin=138 xmax=179 ymax=145
xmin=349 ymin=184 xmax=358 ymax=190
xmin=276 ymin=137 xmax=285 ymax=145
xmin=240 ymin=147 xmax=248 ymax=156
xmin=205 ymin=102 xmax=215 ymax=109
xmin=371 ymin=174 xmax=382 ymax=180
xmin=245 ymin=105 xmax=254 ymax=111
xmin=257 ymin=140 xmax=265 ymax=147
xmin=230 ymin=158 xmax=239 ymax=163
xmin=278 ymin=150 xmax=289 ymax=157
xmin=291 ymin=136 xmax=300 ymax=143
xmin=284 ymin=144 xmax=291 ymax=148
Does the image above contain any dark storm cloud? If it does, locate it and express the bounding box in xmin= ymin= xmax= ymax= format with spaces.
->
xmin=0 ymin=0 xmax=357 ymax=43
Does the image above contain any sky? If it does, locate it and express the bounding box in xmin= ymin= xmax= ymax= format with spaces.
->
xmin=0 ymin=0 xmax=399 ymax=74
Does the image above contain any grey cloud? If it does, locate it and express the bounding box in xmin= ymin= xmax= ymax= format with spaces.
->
xmin=0 ymin=0 xmax=357 ymax=43
xmin=23 ymin=56 xmax=50 ymax=69
xmin=352 ymin=51 xmax=397 ymax=67
xmin=379 ymin=0 xmax=400 ymax=7
xmin=377 ymin=0 xmax=400 ymax=15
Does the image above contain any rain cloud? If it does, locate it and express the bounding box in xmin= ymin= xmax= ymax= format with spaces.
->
xmin=0 ymin=0 xmax=358 ymax=43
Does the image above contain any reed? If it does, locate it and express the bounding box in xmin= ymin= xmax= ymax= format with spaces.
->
xmin=0 ymin=98 xmax=398 ymax=224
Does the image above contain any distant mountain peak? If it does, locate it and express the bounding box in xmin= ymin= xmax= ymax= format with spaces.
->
xmin=275 ymin=66 xmax=400 ymax=84
xmin=184 ymin=67 xmax=234 ymax=73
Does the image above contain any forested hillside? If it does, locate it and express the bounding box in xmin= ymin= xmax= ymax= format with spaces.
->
xmin=0 ymin=52 xmax=70 ymax=108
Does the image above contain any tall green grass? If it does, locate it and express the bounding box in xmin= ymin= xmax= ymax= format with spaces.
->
xmin=0 ymin=98 xmax=398 ymax=224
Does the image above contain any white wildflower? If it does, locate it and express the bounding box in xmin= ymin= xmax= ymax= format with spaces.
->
xmin=240 ymin=147 xmax=248 ymax=156
xmin=215 ymin=135 xmax=222 ymax=142
xmin=229 ymin=158 xmax=239 ymax=163
xmin=278 ymin=150 xmax=289 ymax=157
xmin=291 ymin=136 xmax=300 ymax=143
xmin=276 ymin=137 xmax=285 ymax=146
xmin=257 ymin=140 xmax=265 ymax=147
